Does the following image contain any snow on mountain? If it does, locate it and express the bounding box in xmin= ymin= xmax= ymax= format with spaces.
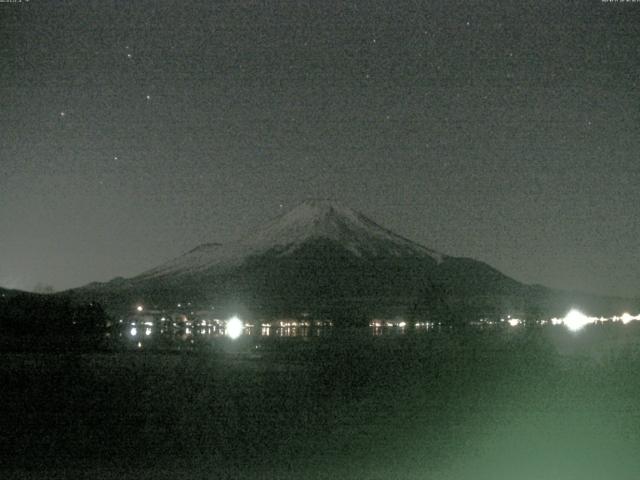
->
xmin=138 ymin=200 xmax=444 ymax=279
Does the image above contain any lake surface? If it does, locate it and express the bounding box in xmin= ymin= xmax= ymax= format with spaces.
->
xmin=3 ymin=325 xmax=640 ymax=479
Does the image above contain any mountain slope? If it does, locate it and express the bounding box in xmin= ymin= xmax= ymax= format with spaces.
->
xmin=71 ymin=200 xmax=637 ymax=321
xmin=137 ymin=200 xmax=443 ymax=280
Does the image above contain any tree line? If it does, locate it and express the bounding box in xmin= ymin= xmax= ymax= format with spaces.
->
xmin=0 ymin=292 xmax=110 ymax=349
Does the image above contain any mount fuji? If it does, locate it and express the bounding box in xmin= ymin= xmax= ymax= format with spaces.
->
xmin=71 ymin=200 xmax=634 ymax=323
xmin=139 ymin=200 xmax=445 ymax=279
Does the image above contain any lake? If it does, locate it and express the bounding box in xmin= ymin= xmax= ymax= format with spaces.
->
xmin=3 ymin=324 xmax=640 ymax=479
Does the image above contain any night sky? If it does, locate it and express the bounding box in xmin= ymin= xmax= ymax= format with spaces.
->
xmin=1 ymin=0 xmax=639 ymax=297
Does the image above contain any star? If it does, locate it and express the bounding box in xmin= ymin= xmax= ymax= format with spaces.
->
xmin=146 ymin=95 xmax=151 ymax=100
xmin=113 ymin=156 xmax=119 ymax=160
xmin=127 ymin=53 xmax=133 ymax=59
xmin=59 ymin=111 xmax=65 ymax=117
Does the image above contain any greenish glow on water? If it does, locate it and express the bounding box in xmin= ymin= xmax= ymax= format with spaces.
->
xmin=4 ymin=326 xmax=640 ymax=479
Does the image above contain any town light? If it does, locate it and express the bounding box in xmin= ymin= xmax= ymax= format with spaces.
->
xmin=621 ymin=312 xmax=634 ymax=325
xmin=136 ymin=305 xmax=143 ymax=312
xmin=563 ymin=309 xmax=590 ymax=332
xmin=226 ymin=316 xmax=244 ymax=339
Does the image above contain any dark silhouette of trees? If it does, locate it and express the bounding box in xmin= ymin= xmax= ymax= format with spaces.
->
xmin=0 ymin=293 xmax=110 ymax=349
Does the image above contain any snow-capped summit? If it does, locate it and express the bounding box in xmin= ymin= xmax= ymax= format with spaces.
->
xmin=245 ymin=199 xmax=443 ymax=259
xmin=138 ymin=200 xmax=443 ymax=279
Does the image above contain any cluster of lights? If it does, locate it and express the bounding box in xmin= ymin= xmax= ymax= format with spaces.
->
xmin=278 ymin=320 xmax=311 ymax=327
xmin=505 ymin=309 xmax=640 ymax=332
xmin=507 ymin=318 xmax=521 ymax=327
xmin=613 ymin=312 xmax=640 ymax=324
xmin=370 ymin=320 xmax=434 ymax=328
xmin=370 ymin=319 xmax=405 ymax=328
xmin=494 ymin=315 xmax=524 ymax=327
xmin=545 ymin=309 xmax=640 ymax=332
xmin=126 ymin=301 xmax=639 ymax=341
xmin=414 ymin=322 xmax=435 ymax=329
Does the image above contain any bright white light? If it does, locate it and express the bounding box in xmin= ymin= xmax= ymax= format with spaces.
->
xmin=130 ymin=327 xmax=137 ymax=336
xmin=508 ymin=318 xmax=520 ymax=327
xmin=563 ymin=309 xmax=590 ymax=332
xmin=621 ymin=312 xmax=634 ymax=325
xmin=145 ymin=328 xmax=152 ymax=336
xmin=226 ymin=316 xmax=244 ymax=339
xmin=136 ymin=305 xmax=143 ymax=312
xmin=398 ymin=321 xmax=406 ymax=328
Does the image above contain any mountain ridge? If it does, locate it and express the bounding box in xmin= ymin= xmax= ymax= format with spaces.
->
xmin=67 ymin=200 xmax=638 ymax=321
xmin=137 ymin=200 xmax=444 ymax=280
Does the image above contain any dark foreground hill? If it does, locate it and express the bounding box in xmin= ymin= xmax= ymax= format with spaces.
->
xmin=0 ymin=287 xmax=108 ymax=349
